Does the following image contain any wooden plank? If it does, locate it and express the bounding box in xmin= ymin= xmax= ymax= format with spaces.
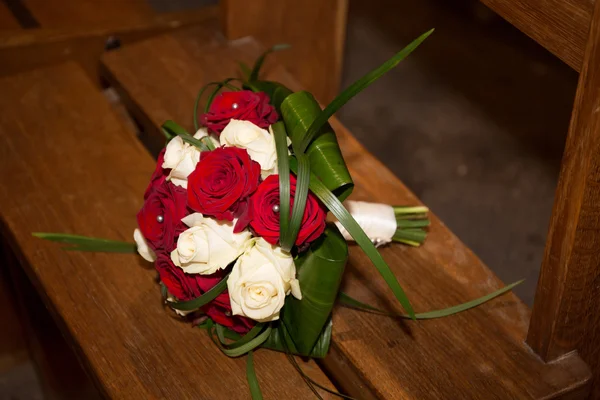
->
xmin=0 ymin=5 xmax=218 ymax=86
xmin=220 ymin=0 xmax=347 ymax=103
xmin=0 ymin=1 xmax=23 ymax=29
xmin=23 ymin=0 xmax=155 ymax=28
xmin=527 ymin=0 xmax=600 ymax=398
xmin=479 ymin=0 xmax=592 ymax=71
xmin=0 ymin=62 xmax=336 ymax=399
xmin=101 ymin=29 xmax=592 ymax=399
xmin=0 ymin=245 xmax=29 ymax=374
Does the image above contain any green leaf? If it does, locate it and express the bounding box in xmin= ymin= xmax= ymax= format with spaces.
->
xmin=246 ymin=351 xmax=263 ymax=400
xmin=283 ymin=155 xmax=310 ymax=251
xmin=162 ymin=120 xmax=210 ymax=152
xmin=216 ymin=323 xmax=265 ymax=349
xmin=281 ymin=225 xmax=347 ymax=355
xmin=239 ymin=62 xmax=251 ymax=80
xmin=249 ymin=43 xmax=291 ymax=81
xmin=338 ymin=279 xmax=524 ymax=319
xmin=290 ymin=158 xmax=416 ymax=319
xmin=32 ymin=233 xmax=137 ymax=253
xmin=167 ymin=273 xmax=229 ymax=311
xmin=298 ymin=29 xmax=434 ymax=153
xmin=272 ymin=122 xmax=291 ymax=248
xmin=281 ymin=91 xmax=354 ymax=201
xmin=261 ymin=317 xmax=333 ymax=358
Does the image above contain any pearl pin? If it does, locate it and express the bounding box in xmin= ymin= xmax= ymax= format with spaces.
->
xmin=272 ymin=205 xmax=280 ymax=212
xmin=232 ymin=103 xmax=239 ymax=110
xmin=156 ymin=215 xmax=164 ymax=223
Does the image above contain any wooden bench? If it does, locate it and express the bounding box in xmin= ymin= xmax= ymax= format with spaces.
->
xmin=100 ymin=26 xmax=592 ymax=399
xmin=0 ymin=62 xmax=336 ymax=399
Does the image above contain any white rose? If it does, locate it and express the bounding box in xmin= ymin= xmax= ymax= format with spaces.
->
xmin=133 ymin=228 xmax=156 ymax=262
xmin=162 ymin=136 xmax=200 ymax=189
xmin=228 ymin=238 xmax=301 ymax=322
xmin=170 ymin=213 xmax=252 ymax=275
xmin=220 ymin=119 xmax=278 ymax=178
xmin=193 ymin=127 xmax=220 ymax=148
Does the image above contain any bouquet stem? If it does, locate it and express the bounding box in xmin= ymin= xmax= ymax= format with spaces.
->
xmin=393 ymin=206 xmax=430 ymax=246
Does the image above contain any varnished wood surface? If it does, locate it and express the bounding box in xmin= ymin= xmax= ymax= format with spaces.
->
xmin=527 ymin=0 xmax=600 ymax=398
xmin=0 ymin=2 xmax=21 ymax=29
xmin=101 ymin=28 xmax=592 ymax=399
xmin=220 ymin=0 xmax=347 ymax=104
xmin=479 ymin=0 xmax=593 ymax=71
xmin=0 ymin=5 xmax=219 ymax=86
xmin=0 ymin=62 xmax=336 ymax=399
xmin=22 ymin=0 xmax=155 ymax=28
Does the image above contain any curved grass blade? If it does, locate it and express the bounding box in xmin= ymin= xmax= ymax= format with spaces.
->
xmin=283 ymin=155 xmax=310 ymax=251
xmin=216 ymin=323 xmax=264 ymax=349
xmin=32 ymin=233 xmax=136 ymax=253
xmin=249 ymin=43 xmax=291 ymax=81
xmin=167 ymin=273 xmax=229 ymax=311
xmin=338 ymin=279 xmax=524 ymax=319
xmin=272 ymin=122 xmax=291 ymax=248
xmin=260 ymin=318 xmax=332 ymax=358
xmin=298 ymin=29 xmax=434 ymax=153
xmin=204 ymin=77 xmax=241 ymax=113
xmin=240 ymin=62 xmax=251 ymax=80
xmin=289 ymin=158 xmax=415 ymax=319
xmin=162 ymin=120 xmax=209 ymax=152
xmin=209 ymin=323 xmax=272 ymax=357
xmin=246 ymin=351 xmax=263 ymax=400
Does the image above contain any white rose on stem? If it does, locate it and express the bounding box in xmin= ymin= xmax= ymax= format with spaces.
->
xmin=228 ymin=238 xmax=302 ymax=322
xmin=171 ymin=213 xmax=252 ymax=275
xmin=220 ymin=119 xmax=279 ymax=179
xmin=162 ymin=136 xmax=200 ymax=189
xmin=133 ymin=228 xmax=156 ymax=262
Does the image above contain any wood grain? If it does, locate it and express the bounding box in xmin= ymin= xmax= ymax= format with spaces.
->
xmin=23 ymin=0 xmax=155 ymax=28
xmin=0 ymin=1 xmax=21 ymax=29
xmin=220 ymin=0 xmax=347 ymax=104
xmin=0 ymin=5 xmax=219 ymax=86
xmin=101 ymin=28 xmax=592 ymax=399
xmin=527 ymin=0 xmax=600 ymax=398
xmin=479 ymin=0 xmax=593 ymax=71
xmin=0 ymin=62 xmax=336 ymax=399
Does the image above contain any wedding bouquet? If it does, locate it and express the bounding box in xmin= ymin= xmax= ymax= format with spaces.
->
xmin=35 ymin=29 xmax=520 ymax=398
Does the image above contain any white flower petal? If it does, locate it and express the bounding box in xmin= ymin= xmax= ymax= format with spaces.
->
xmin=133 ymin=228 xmax=156 ymax=262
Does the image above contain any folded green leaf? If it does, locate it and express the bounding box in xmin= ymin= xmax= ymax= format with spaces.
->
xmin=298 ymin=29 xmax=434 ymax=153
xmin=249 ymin=43 xmax=291 ymax=82
xmin=32 ymin=233 xmax=137 ymax=253
xmin=281 ymin=91 xmax=354 ymax=201
xmin=338 ymin=279 xmax=524 ymax=319
xmin=167 ymin=273 xmax=229 ymax=311
xmin=246 ymin=351 xmax=263 ymax=400
xmin=290 ymin=158 xmax=415 ymax=319
xmin=209 ymin=323 xmax=272 ymax=357
xmin=281 ymin=225 xmax=347 ymax=355
xmin=261 ymin=317 xmax=333 ymax=358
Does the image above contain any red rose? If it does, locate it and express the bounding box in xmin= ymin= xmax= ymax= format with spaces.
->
xmin=248 ymin=174 xmax=327 ymax=247
xmin=203 ymin=303 xmax=254 ymax=334
xmin=144 ymin=148 xmax=167 ymax=199
xmin=155 ymin=253 xmax=202 ymax=301
xmin=137 ymin=181 xmax=188 ymax=252
xmin=200 ymin=91 xmax=278 ymax=135
xmin=187 ymin=147 xmax=260 ymax=221
xmin=157 ymin=258 xmax=253 ymax=333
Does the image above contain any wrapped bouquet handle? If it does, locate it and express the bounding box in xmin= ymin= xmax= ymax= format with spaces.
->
xmin=33 ymin=28 xmax=523 ymax=399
